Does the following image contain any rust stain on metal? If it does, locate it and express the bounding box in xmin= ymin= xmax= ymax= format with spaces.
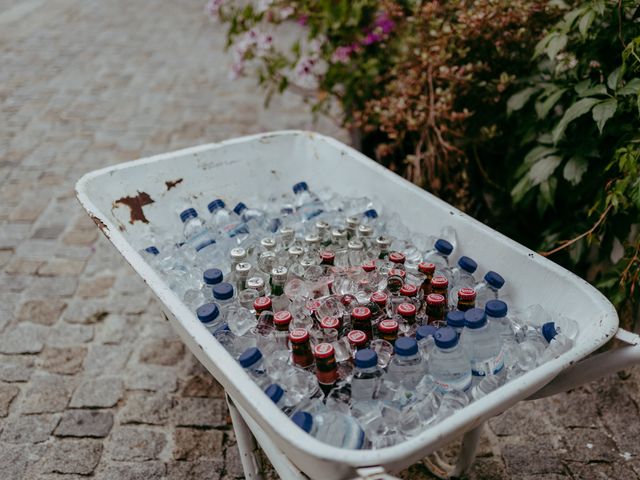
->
xmin=114 ymin=191 xmax=154 ymax=224
xmin=165 ymin=178 xmax=183 ymax=190
xmin=89 ymin=213 xmax=110 ymax=237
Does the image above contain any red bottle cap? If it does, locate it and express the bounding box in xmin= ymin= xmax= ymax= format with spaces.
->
xmin=400 ymin=284 xmax=418 ymax=297
xmin=351 ymin=306 xmax=372 ymax=321
xmin=320 ymin=316 xmax=340 ymax=330
xmin=306 ymin=299 xmax=322 ymax=313
xmin=389 ymin=252 xmax=406 ymax=264
xmin=458 ymin=287 xmax=476 ymax=301
xmin=320 ymin=250 xmax=335 ymax=262
xmin=347 ymin=330 xmax=368 ymax=346
xmin=378 ymin=319 xmax=399 ymax=334
xmin=431 ymin=275 xmax=449 ymax=288
xmin=388 ymin=268 xmax=406 ymax=279
xmin=253 ymin=296 xmax=272 ymax=312
xmin=370 ymin=291 xmax=388 ymax=306
xmin=418 ymin=262 xmax=436 ymax=275
xmin=341 ymin=294 xmax=357 ymax=306
xmin=313 ymin=342 xmax=335 ymax=359
xmin=362 ymin=260 xmax=376 ymax=272
xmin=397 ymin=303 xmax=417 ymax=317
xmin=289 ymin=328 xmax=309 ymax=344
xmin=426 ymin=293 xmax=446 ymax=306
xmin=273 ymin=310 xmax=292 ymax=326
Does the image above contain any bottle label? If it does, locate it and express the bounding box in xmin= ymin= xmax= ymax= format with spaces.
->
xmin=434 ymin=375 xmax=472 ymax=394
xmin=471 ymin=349 xmax=505 ymax=377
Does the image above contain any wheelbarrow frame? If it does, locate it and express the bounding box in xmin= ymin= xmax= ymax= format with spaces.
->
xmin=75 ymin=131 xmax=624 ymax=480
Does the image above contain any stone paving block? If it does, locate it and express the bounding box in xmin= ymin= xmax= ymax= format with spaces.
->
xmin=76 ymin=275 xmax=115 ymax=298
xmin=62 ymin=297 xmax=110 ymax=324
xmin=566 ymin=461 xmax=637 ymax=480
xmin=37 ymin=346 xmax=87 ymax=375
xmin=20 ymin=374 xmax=74 ymax=414
xmin=0 ymin=249 xmax=12 ymax=268
xmin=139 ymin=338 xmax=185 ymax=366
xmin=0 ymin=383 xmax=20 ymax=417
xmin=41 ymin=439 xmax=103 ymax=475
xmin=37 ymin=258 xmax=86 ymax=276
xmin=0 ymin=442 xmax=45 ymax=479
xmin=594 ymin=379 xmax=640 ymax=455
xmin=171 ymin=397 xmax=229 ymax=428
xmin=95 ymin=461 xmax=166 ymax=480
xmin=503 ymin=443 xmax=566 ymax=476
xmin=224 ymin=441 xmax=245 ymax=479
xmin=120 ymin=392 xmax=173 ymax=425
xmin=32 ymin=224 xmax=65 ymax=240
xmin=54 ymin=410 xmax=114 ymax=438
xmin=167 ymin=460 xmax=222 ymax=480
xmin=181 ymin=373 xmax=226 ymax=398
xmin=1 ymin=413 xmax=59 ymax=444
xmin=95 ymin=313 xmax=138 ymax=345
xmin=173 ymin=427 xmax=224 ymax=461
xmin=0 ymin=355 xmax=35 ymax=382
xmin=125 ymin=364 xmax=178 ymax=392
xmin=489 ymin=399 xmax=561 ymax=437
xmin=25 ymin=275 xmax=78 ymax=298
xmin=62 ymin=227 xmax=98 ymax=245
xmin=47 ymin=322 xmax=94 ymax=347
xmin=70 ymin=376 xmax=123 ymax=408
xmin=17 ymin=298 xmax=67 ymax=326
xmin=4 ymin=257 xmax=43 ymax=275
xmin=111 ymin=291 xmax=151 ymax=314
xmin=107 ymin=426 xmax=167 ymax=461
xmin=0 ymin=323 xmax=47 ymax=354
xmin=83 ymin=344 xmax=131 ymax=375
xmin=0 ymin=224 xmax=31 ymax=249
xmin=562 ymin=428 xmax=618 ymax=463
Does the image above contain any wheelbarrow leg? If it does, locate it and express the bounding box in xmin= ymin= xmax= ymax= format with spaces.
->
xmin=423 ymin=423 xmax=484 ymax=479
xmin=226 ymin=394 xmax=263 ymax=480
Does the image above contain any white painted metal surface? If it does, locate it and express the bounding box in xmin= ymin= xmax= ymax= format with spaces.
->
xmin=76 ymin=130 xmax=619 ymax=479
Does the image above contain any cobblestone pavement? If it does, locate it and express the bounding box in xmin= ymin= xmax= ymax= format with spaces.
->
xmin=1 ymin=1 xmax=639 ymax=479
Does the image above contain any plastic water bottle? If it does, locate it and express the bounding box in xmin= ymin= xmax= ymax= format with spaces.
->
xmin=292 ymin=182 xmax=324 ymax=221
xmin=291 ymin=410 xmax=365 ymax=449
xmin=422 ymin=238 xmax=453 ymax=270
xmin=461 ymin=308 xmax=504 ymax=379
xmin=446 ymin=310 xmax=465 ymax=334
xmin=233 ymin=202 xmax=265 ymax=227
xmin=485 ymin=300 xmax=514 ymax=343
xmin=208 ymin=199 xmax=249 ymax=241
xmin=448 ymin=255 xmax=478 ymax=304
xmin=429 ymin=327 xmax=472 ymax=393
xmin=140 ymin=246 xmax=160 ymax=266
xmin=179 ymin=208 xmax=217 ymax=252
xmin=212 ymin=282 xmax=236 ymax=310
xmin=264 ymin=383 xmax=291 ymax=413
xmin=415 ymin=325 xmax=437 ymax=359
xmin=474 ymin=271 xmax=505 ymax=309
xmin=351 ymin=349 xmax=383 ymax=402
xmin=201 ymin=268 xmax=223 ymax=299
xmin=238 ymin=347 xmax=270 ymax=388
xmin=196 ymin=302 xmax=222 ymax=333
xmin=385 ymin=338 xmax=426 ymax=389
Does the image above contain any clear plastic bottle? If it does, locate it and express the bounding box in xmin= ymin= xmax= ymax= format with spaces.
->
xmin=233 ymin=202 xmax=265 ymax=227
xmin=415 ymin=325 xmax=437 ymax=359
xmin=485 ymin=300 xmax=515 ymax=344
xmin=140 ymin=246 xmax=160 ymax=267
xmin=208 ymin=198 xmax=249 ymax=241
xmin=292 ymin=181 xmax=324 ymax=221
xmin=422 ymin=238 xmax=454 ymax=270
xmin=196 ymin=302 xmax=222 ymax=333
xmin=291 ymin=410 xmax=365 ymax=449
xmin=238 ymin=347 xmax=270 ymax=388
xmin=474 ymin=271 xmax=505 ymax=309
xmin=264 ymin=383 xmax=291 ymax=413
xmin=430 ymin=327 xmax=472 ymax=393
xmin=385 ymin=337 xmax=426 ymax=389
xmin=448 ymin=255 xmax=478 ymax=304
xmin=202 ymin=268 xmax=223 ymax=300
xmin=212 ymin=282 xmax=236 ymax=310
xmin=446 ymin=310 xmax=465 ymax=334
xmin=180 ymin=208 xmax=216 ymax=251
xmin=461 ymin=308 xmax=504 ymax=379
xmin=351 ymin=349 xmax=383 ymax=402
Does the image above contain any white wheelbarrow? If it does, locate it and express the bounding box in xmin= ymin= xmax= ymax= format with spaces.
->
xmin=76 ymin=131 xmax=638 ymax=480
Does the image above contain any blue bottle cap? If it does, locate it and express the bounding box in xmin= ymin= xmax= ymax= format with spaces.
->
xmin=457 ymin=256 xmax=477 ymax=273
xmin=180 ymin=208 xmax=198 ymax=223
xmin=292 ymin=182 xmax=309 ymax=194
xmin=203 ymin=268 xmax=223 ymax=285
xmin=233 ymin=202 xmax=247 ymax=215
xmin=144 ymin=246 xmax=159 ymax=255
xmin=484 ymin=271 xmax=505 ymax=289
xmin=264 ymin=384 xmax=284 ymax=404
xmin=541 ymin=322 xmax=558 ymax=343
xmin=434 ymin=239 xmax=453 ymax=255
xmin=212 ymin=282 xmax=234 ymax=300
xmin=196 ymin=303 xmax=220 ymax=324
xmin=416 ymin=325 xmax=437 ymax=341
xmin=195 ymin=238 xmax=216 ymax=252
xmin=207 ymin=198 xmax=225 ymax=213
xmin=238 ymin=347 xmax=262 ymax=368
xmin=464 ymin=308 xmax=487 ymax=329
xmin=434 ymin=327 xmax=458 ymax=349
xmin=363 ymin=209 xmax=378 ymax=219
xmin=485 ymin=300 xmax=508 ymax=318
xmin=394 ymin=337 xmax=418 ymax=357
xmin=291 ymin=411 xmax=313 ymax=433
xmin=354 ymin=349 xmax=378 ymax=369
xmin=446 ymin=310 xmax=466 ymax=329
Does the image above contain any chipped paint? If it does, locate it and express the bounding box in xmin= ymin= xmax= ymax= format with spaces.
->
xmin=165 ymin=178 xmax=183 ymax=190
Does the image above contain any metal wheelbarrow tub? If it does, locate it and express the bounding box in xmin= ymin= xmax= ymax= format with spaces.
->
xmin=76 ymin=131 xmax=623 ymax=480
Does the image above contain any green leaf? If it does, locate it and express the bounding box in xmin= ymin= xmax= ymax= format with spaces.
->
xmin=524 ymin=145 xmax=558 ymax=166
xmin=534 ymin=34 xmax=552 ymax=59
xmin=578 ymin=10 xmax=596 ymax=37
xmin=507 ymin=87 xmax=540 ymax=115
xmin=528 ymin=155 xmax=563 ymax=186
xmin=552 ymin=97 xmax=601 ymax=143
xmin=511 ymin=175 xmax=533 ymax=203
xmin=546 ymin=33 xmax=568 ymax=60
xmin=607 ymin=67 xmax=622 ymax=90
xmin=536 ymin=88 xmax=566 ymax=119
xmin=563 ymin=156 xmax=589 ymax=185
xmin=592 ymin=99 xmax=617 ymax=133
xmin=539 ymin=177 xmax=557 ymax=212
xmin=574 ymin=80 xmax=591 ymax=96
xmin=578 ymin=84 xmax=608 ymax=97
xmin=617 ymin=78 xmax=640 ymax=96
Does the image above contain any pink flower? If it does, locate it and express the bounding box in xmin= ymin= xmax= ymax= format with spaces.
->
xmin=331 ymin=46 xmax=353 ymax=64
xmin=297 ymin=14 xmax=308 ymax=26
xmin=362 ymin=32 xmax=382 ymax=46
